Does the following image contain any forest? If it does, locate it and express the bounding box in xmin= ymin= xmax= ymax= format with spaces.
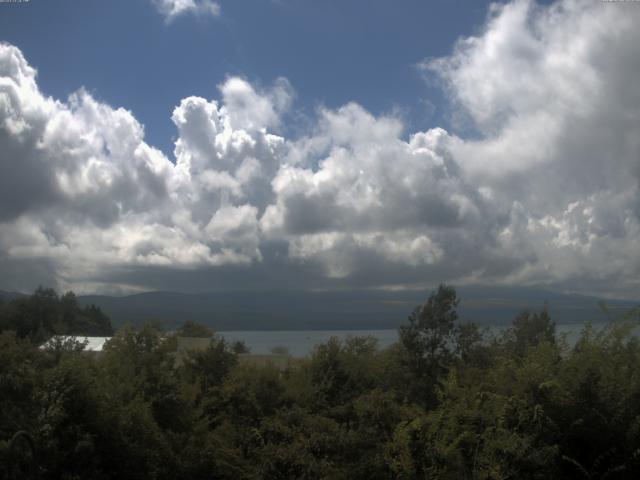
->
xmin=1 ymin=285 xmax=640 ymax=479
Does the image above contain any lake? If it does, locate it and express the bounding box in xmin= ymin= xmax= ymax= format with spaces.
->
xmin=219 ymin=322 xmax=609 ymax=357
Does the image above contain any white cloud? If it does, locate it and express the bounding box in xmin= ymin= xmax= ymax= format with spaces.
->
xmin=0 ymin=44 xmax=283 ymax=292
xmin=1 ymin=0 xmax=640 ymax=297
xmin=220 ymin=77 xmax=294 ymax=132
xmin=427 ymin=0 xmax=640 ymax=295
xmin=151 ymin=0 xmax=220 ymax=23
xmin=260 ymin=104 xmax=493 ymax=279
xmin=288 ymin=232 xmax=444 ymax=279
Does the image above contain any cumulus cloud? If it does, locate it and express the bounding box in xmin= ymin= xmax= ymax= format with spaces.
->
xmin=151 ymin=0 xmax=220 ymax=23
xmin=1 ymin=0 xmax=639 ymax=297
xmin=424 ymin=0 xmax=640 ymax=295
xmin=259 ymin=105 xmax=501 ymax=281
xmin=0 ymin=43 xmax=285 ymax=293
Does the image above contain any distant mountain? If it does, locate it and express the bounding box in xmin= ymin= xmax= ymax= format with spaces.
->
xmin=77 ymin=287 xmax=639 ymax=331
xmin=0 ymin=290 xmax=26 ymax=302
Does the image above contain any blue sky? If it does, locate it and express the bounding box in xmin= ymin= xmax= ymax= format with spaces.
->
xmin=0 ymin=0 xmax=639 ymax=298
xmin=1 ymin=0 xmax=493 ymax=155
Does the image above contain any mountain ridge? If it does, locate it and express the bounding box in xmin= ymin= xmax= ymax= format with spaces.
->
xmin=77 ymin=287 xmax=638 ymax=331
xmin=2 ymin=287 xmax=637 ymax=331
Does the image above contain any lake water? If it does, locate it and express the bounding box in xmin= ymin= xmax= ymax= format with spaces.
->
xmin=219 ymin=322 xmax=608 ymax=357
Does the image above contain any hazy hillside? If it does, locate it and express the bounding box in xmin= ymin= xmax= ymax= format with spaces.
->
xmin=0 ymin=290 xmax=26 ymax=303
xmin=75 ymin=287 xmax=638 ymax=331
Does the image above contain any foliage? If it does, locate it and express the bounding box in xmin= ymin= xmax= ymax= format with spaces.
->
xmin=398 ymin=284 xmax=460 ymax=407
xmin=0 ymin=288 xmax=113 ymax=343
xmin=177 ymin=320 xmax=213 ymax=338
xmin=0 ymin=287 xmax=639 ymax=479
xmin=231 ymin=340 xmax=250 ymax=354
xmin=506 ymin=308 xmax=556 ymax=357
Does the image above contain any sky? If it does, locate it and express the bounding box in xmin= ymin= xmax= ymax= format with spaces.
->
xmin=0 ymin=0 xmax=639 ymax=298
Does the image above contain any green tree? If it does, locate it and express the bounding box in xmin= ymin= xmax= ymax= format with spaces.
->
xmin=398 ymin=284 xmax=459 ymax=407
xmin=180 ymin=335 xmax=237 ymax=401
xmin=0 ymin=332 xmax=43 ymax=447
xmin=177 ymin=320 xmax=213 ymax=338
xmin=231 ymin=340 xmax=250 ymax=354
xmin=506 ymin=309 xmax=556 ymax=357
xmin=0 ymin=288 xmax=113 ymax=341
